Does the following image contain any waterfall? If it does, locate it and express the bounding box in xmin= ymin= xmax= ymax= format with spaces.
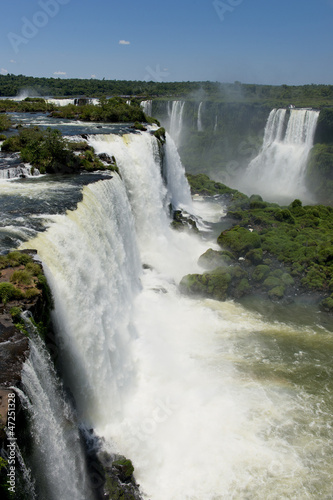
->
xmin=197 ymin=102 xmax=203 ymax=131
xmin=167 ymin=100 xmax=185 ymax=146
xmin=23 ymin=175 xmax=142 ymax=425
xmin=241 ymin=108 xmax=320 ymax=202
xmin=164 ymin=131 xmax=192 ymax=210
xmin=0 ymin=164 xmax=40 ymax=179
xmin=140 ymin=100 xmax=152 ymax=116
xmin=46 ymin=98 xmax=76 ymax=107
xmin=18 ymin=130 xmax=332 ymax=500
xmin=17 ymin=317 xmax=94 ymax=500
xmin=214 ymin=114 xmax=218 ymax=133
xmin=262 ymin=108 xmax=287 ymax=144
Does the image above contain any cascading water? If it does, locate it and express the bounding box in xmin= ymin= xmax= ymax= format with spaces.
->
xmin=46 ymin=98 xmax=76 ymax=107
xmin=17 ymin=316 xmax=94 ymax=500
xmin=18 ymin=130 xmax=333 ymax=500
xmin=163 ymin=131 xmax=192 ymax=210
xmin=140 ymin=100 xmax=152 ymax=116
xmin=197 ymin=101 xmax=203 ymax=131
xmin=0 ymin=164 xmax=39 ymax=179
xmin=167 ymin=100 xmax=185 ymax=146
xmin=263 ymin=108 xmax=287 ymax=144
xmin=23 ymin=176 xmax=142 ymax=426
xmin=240 ymin=108 xmax=320 ymax=202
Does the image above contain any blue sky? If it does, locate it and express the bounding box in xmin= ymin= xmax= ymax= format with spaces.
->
xmin=1 ymin=0 xmax=333 ymax=85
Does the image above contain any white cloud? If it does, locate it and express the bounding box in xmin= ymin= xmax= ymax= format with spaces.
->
xmin=53 ymin=71 xmax=67 ymax=75
xmin=1 ymin=68 xmax=8 ymax=75
xmin=10 ymin=60 xmax=16 ymax=64
xmin=119 ymin=40 xmax=130 ymax=45
xmin=91 ymin=74 xmax=96 ymax=79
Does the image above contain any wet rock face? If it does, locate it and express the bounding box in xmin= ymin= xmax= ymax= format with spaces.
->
xmin=0 ymin=309 xmax=29 ymax=387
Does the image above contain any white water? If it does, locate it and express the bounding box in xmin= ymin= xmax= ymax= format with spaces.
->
xmin=0 ymin=164 xmax=40 ymax=179
xmin=46 ymin=97 xmax=99 ymax=106
xmin=46 ymin=98 xmax=76 ymax=107
xmin=18 ymin=319 xmax=93 ymax=500
xmin=167 ymin=101 xmax=185 ymax=147
xmin=22 ymin=131 xmax=333 ymax=499
xmin=197 ymin=102 xmax=203 ymax=131
xmin=164 ymin=132 xmax=192 ymax=210
xmin=240 ymin=108 xmax=320 ymax=203
xmin=141 ymin=100 xmax=153 ymax=116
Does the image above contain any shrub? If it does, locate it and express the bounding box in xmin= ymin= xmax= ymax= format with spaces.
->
xmin=268 ymin=285 xmax=285 ymax=299
xmin=263 ymin=275 xmax=283 ymax=289
xmin=0 ymin=114 xmax=11 ymax=132
xmin=0 ymin=283 xmax=24 ymax=304
xmin=274 ymin=209 xmax=295 ymax=224
xmin=1 ymin=251 xmax=31 ymax=268
xmin=153 ymin=127 xmax=166 ymax=143
xmin=218 ymin=226 xmax=261 ymax=255
xmin=25 ymin=288 xmax=40 ymax=299
xmin=252 ymin=265 xmax=270 ymax=282
xmin=10 ymin=270 xmax=34 ymax=286
xmin=9 ymin=306 xmax=22 ymax=321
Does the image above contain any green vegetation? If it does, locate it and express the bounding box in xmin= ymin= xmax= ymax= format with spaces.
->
xmin=1 ymin=126 xmax=118 ymax=174
xmin=0 ymin=98 xmax=55 ymax=113
xmin=1 ymin=75 xmax=333 ymax=107
xmin=0 ymin=456 xmax=14 ymax=500
xmin=0 ymin=282 xmax=25 ymax=305
xmin=217 ymin=226 xmax=261 ymax=254
xmin=98 ymin=452 xmax=139 ymax=500
xmin=314 ymin=108 xmax=333 ymax=143
xmin=0 ymin=251 xmax=31 ymax=268
xmin=133 ymin=121 xmax=147 ymax=131
xmin=0 ymin=252 xmax=44 ymax=304
xmin=186 ymin=173 xmax=239 ymax=196
xmin=182 ymin=176 xmax=333 ymax=311
xmin=0 ymin=114 xmax=11 ymax=131
xmin=306 ymin=144 xmax=333 ymax=205
xmin=153 ymin=127 xmax=166 ymax=144
xmin=50 ymin=97 xmax=148 ymax=123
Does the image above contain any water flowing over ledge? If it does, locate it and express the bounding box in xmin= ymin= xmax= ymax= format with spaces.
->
xmin=237 ymin=108 xmax=320 ymax=203
xmin=15 ymin=130 xmax=333 ymax=499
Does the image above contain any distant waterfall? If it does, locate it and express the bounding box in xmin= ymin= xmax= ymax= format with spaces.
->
xmin=197 ymin=102 xmax=203 ymax=131
xmin=263 ymin=108 xmax=287 ymax=144
xmin=141 ymin=100 xmax=152 ymax=116
xmin=18 ymin=322 xmax=94 ymax=500
xmin=0 ymin=164 xmax=40 ymax=179
xmin=167 ymin=101 xmax=185 ymax=147
xmin=214 ymin=114 xmax=218 ymax=133
xmin=164 ymin=132 xmax=192 ymax=210
xmin=46 ymin=98 xmax=76 ymax=106
xmin=241 ymin=108 xmax=320 ymax=202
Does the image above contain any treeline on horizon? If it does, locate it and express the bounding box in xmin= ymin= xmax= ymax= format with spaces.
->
xmin=0 ymin=74 xmax=333 ymax=107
